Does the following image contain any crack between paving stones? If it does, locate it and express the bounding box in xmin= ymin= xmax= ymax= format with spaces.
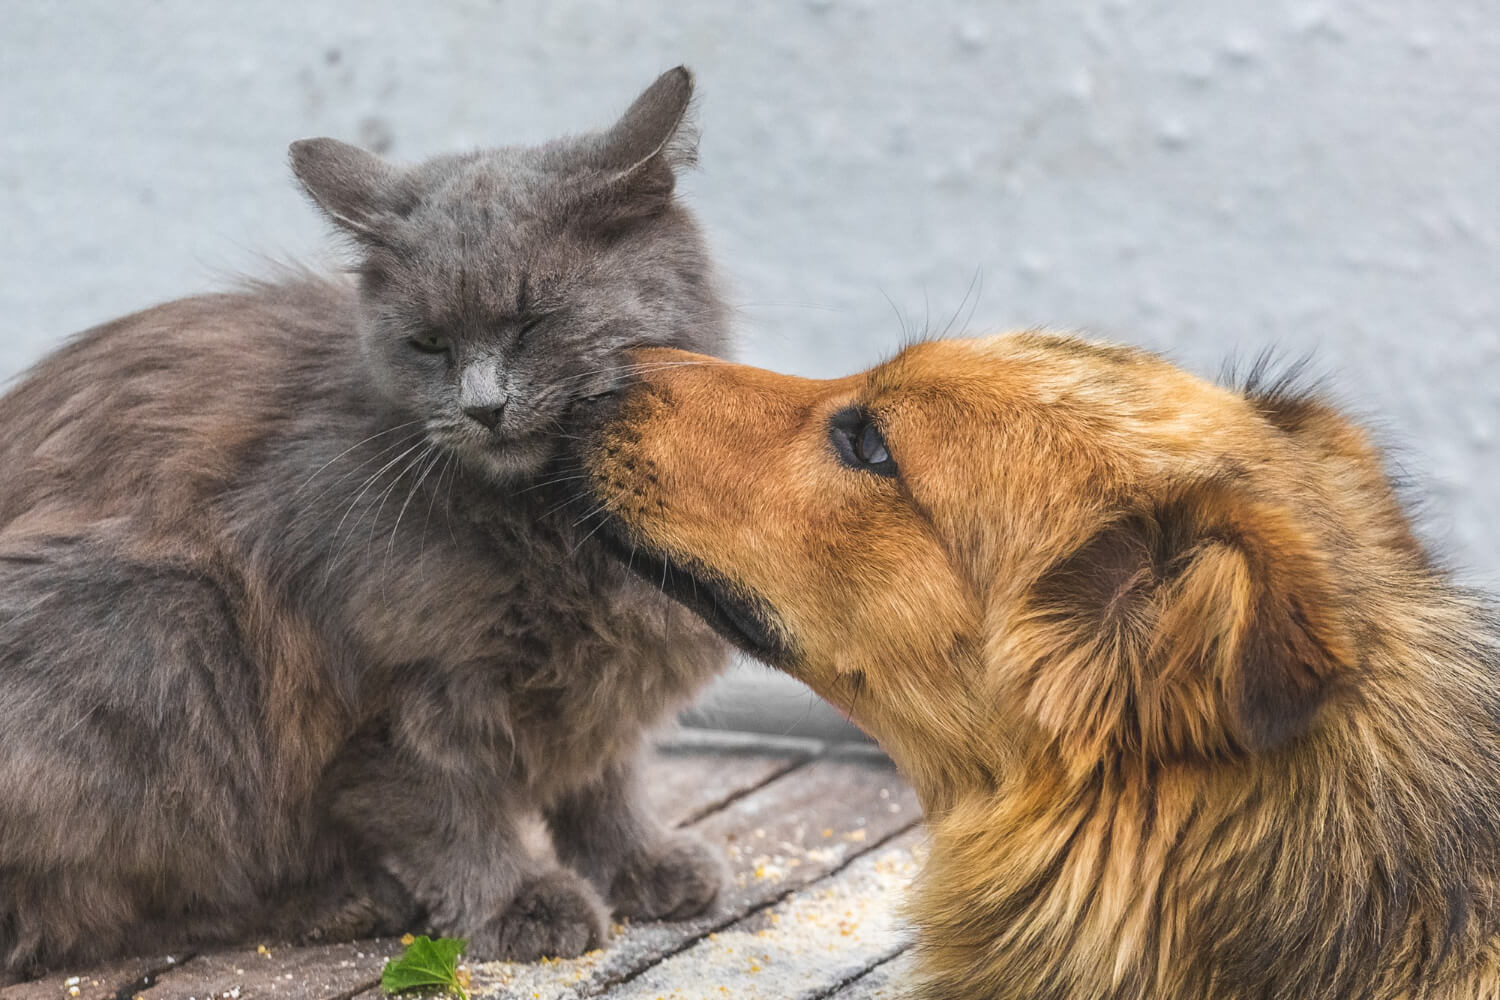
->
xmin=111 ymin=952 xmax=200 ymax=1000
xmin=804 ymin=946 xmax=910 ymax=999
xmin=674 ymin=754 xmax=824 ymax=828
xmin=323 ymin=976 xmax=381 ymax=1000
xmin=583 ymin=817 xmax=921 ymax=997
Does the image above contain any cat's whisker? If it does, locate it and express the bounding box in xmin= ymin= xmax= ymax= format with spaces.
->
xmin=540 ymin=487 xmax=589 ymax=521
xmin=325 ymin=438 xmax=429 ymax=579
xmin=515 ymin=472 xmax=590 ymax=497
xmin=540 ymin=416 xmax=592 ymax=448
xmin=290 ymin=420 xmax=425 ymax=498
xmin=569 ymin=518 xmax=612 ymax=556
xmin=567 ymin=501 xmax=618 ymax=557
xmin=570 ymin=499 xmax=612 ymax=530
xmin=574 ymin=360 xmax=726 ymax=388
xmin=303 ymin=429 xmax=428 ymax=509
xmin=419 ymin=451 xmax=458 ymax=577
xmin=301 ymin=431 xmax=427 ymax=510
xmin=384 ymin=445 xmax=445 ymax=581
xmin=555 ymin=360 xmax=663 ymax=383
xmin=362 ymin=442 xmax=435 ymax=557
xmin=556 ymin=357 xmax=721 ymax=384
xmin=442 ymin=451 xmax=461 ymax=544
xmin=611 ymin=359 xmax=721 ymax=378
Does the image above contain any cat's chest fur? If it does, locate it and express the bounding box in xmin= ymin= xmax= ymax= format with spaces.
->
xmin=327 ymin=478 xmax=720 ymax=789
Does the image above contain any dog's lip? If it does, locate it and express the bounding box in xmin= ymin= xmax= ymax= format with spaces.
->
xmin=594 ymin=518 xmax=790 ymax=665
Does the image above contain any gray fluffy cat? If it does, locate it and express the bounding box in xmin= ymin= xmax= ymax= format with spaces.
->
xmin=0 ymin=68 xmax=728 ymax=979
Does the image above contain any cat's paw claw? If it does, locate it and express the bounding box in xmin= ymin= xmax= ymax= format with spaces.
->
xmin=609 ymin=831 xmax=725 ymax=921
xmin=473 ymin=870 xmax=609 ymax=962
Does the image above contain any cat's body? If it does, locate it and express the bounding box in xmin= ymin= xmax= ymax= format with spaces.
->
xmin=0 ymin=68 xmax=728 ymax=978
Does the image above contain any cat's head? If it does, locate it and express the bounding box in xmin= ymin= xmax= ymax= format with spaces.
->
xmin=290 ymin=67 xmax=726 ymax=481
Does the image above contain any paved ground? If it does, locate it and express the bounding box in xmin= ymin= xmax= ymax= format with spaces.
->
xmin=4 ymin=729 xmax=921 ymax=1000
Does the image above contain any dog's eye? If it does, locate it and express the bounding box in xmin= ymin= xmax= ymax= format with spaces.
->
xmin=854 ymin=422 xmax=890 ymax=466
xmin=830 ymin=409 xmax=898 ymax=478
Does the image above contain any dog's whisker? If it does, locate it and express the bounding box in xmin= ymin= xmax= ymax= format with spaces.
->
xmin=877 ymin=284 xmax=911 ymax=343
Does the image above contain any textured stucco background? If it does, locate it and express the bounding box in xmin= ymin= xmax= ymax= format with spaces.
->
xmin=4 ymin=1 xmax=1498 ymax=734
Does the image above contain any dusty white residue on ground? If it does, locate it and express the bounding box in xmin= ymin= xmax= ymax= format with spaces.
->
xmin=472 ymin=840 xmax=920 ymax=1000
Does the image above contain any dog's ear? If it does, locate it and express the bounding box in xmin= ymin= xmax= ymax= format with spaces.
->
xmin=1018 ymin=477 xmax=1354 ymax=762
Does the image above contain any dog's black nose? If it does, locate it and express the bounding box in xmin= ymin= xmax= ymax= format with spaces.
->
xmin=464 ymin=401 xmax=507 ymax=431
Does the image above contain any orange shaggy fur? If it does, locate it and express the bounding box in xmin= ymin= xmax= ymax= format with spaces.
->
xmin=583 ymin=335 xmax=1500 ymax=999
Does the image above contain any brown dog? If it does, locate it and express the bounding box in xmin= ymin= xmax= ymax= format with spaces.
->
xmin=580 ymin=335 xmax=1500 ymax=999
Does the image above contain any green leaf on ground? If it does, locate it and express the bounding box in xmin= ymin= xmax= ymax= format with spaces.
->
xmin=381 ymin=935 xmax=470 ymax=999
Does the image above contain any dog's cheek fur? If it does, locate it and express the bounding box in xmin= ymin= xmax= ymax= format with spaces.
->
xmin=593 ymin=357 xmax=999 ymax=801
xmin=1006 ymin=476 xmax=1354 ymax=766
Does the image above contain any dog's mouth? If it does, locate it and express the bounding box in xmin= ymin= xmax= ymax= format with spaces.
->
xmin=595 ymin=520 xmax=790 ymax=665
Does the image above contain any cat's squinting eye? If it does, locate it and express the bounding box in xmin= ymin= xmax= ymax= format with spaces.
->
xmin=514 ymin=314 xmax=549 ymax=346
xmin=408 ymin=333 xmax=450 ymax=355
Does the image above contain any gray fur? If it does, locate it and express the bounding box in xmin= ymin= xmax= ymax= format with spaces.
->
xmin=0 ymin=67 xmax=728 ymax=977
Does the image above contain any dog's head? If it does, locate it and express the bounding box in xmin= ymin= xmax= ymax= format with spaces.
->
xmin=585 ymin=336 xmax=1415 ymax=806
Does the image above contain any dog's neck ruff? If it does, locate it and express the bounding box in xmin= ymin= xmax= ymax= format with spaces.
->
xmin=911 ymin=608 xmax=1500 ymax=1000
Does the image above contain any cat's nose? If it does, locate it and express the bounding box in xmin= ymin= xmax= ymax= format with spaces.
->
xmin=463 ymin=401 xmax=507 ymax=432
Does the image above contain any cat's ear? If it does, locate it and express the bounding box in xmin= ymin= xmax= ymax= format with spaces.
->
xmin=588 ymin=66 xmax=698 ymax=220
xmin=289 ymin=138 xmax=403 ymax=242
xmin=600 ymin=66 xmax=698 ymax=174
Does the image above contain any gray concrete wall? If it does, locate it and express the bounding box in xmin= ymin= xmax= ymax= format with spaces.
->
xmin=4 ymin=1 xmax=1498 ymax=734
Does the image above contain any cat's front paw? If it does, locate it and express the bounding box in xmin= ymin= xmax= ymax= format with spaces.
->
xmin=608 ymin=831 xmax=725 ymax=921
xmin=472 ymin=870 xmax=609 ymax=962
